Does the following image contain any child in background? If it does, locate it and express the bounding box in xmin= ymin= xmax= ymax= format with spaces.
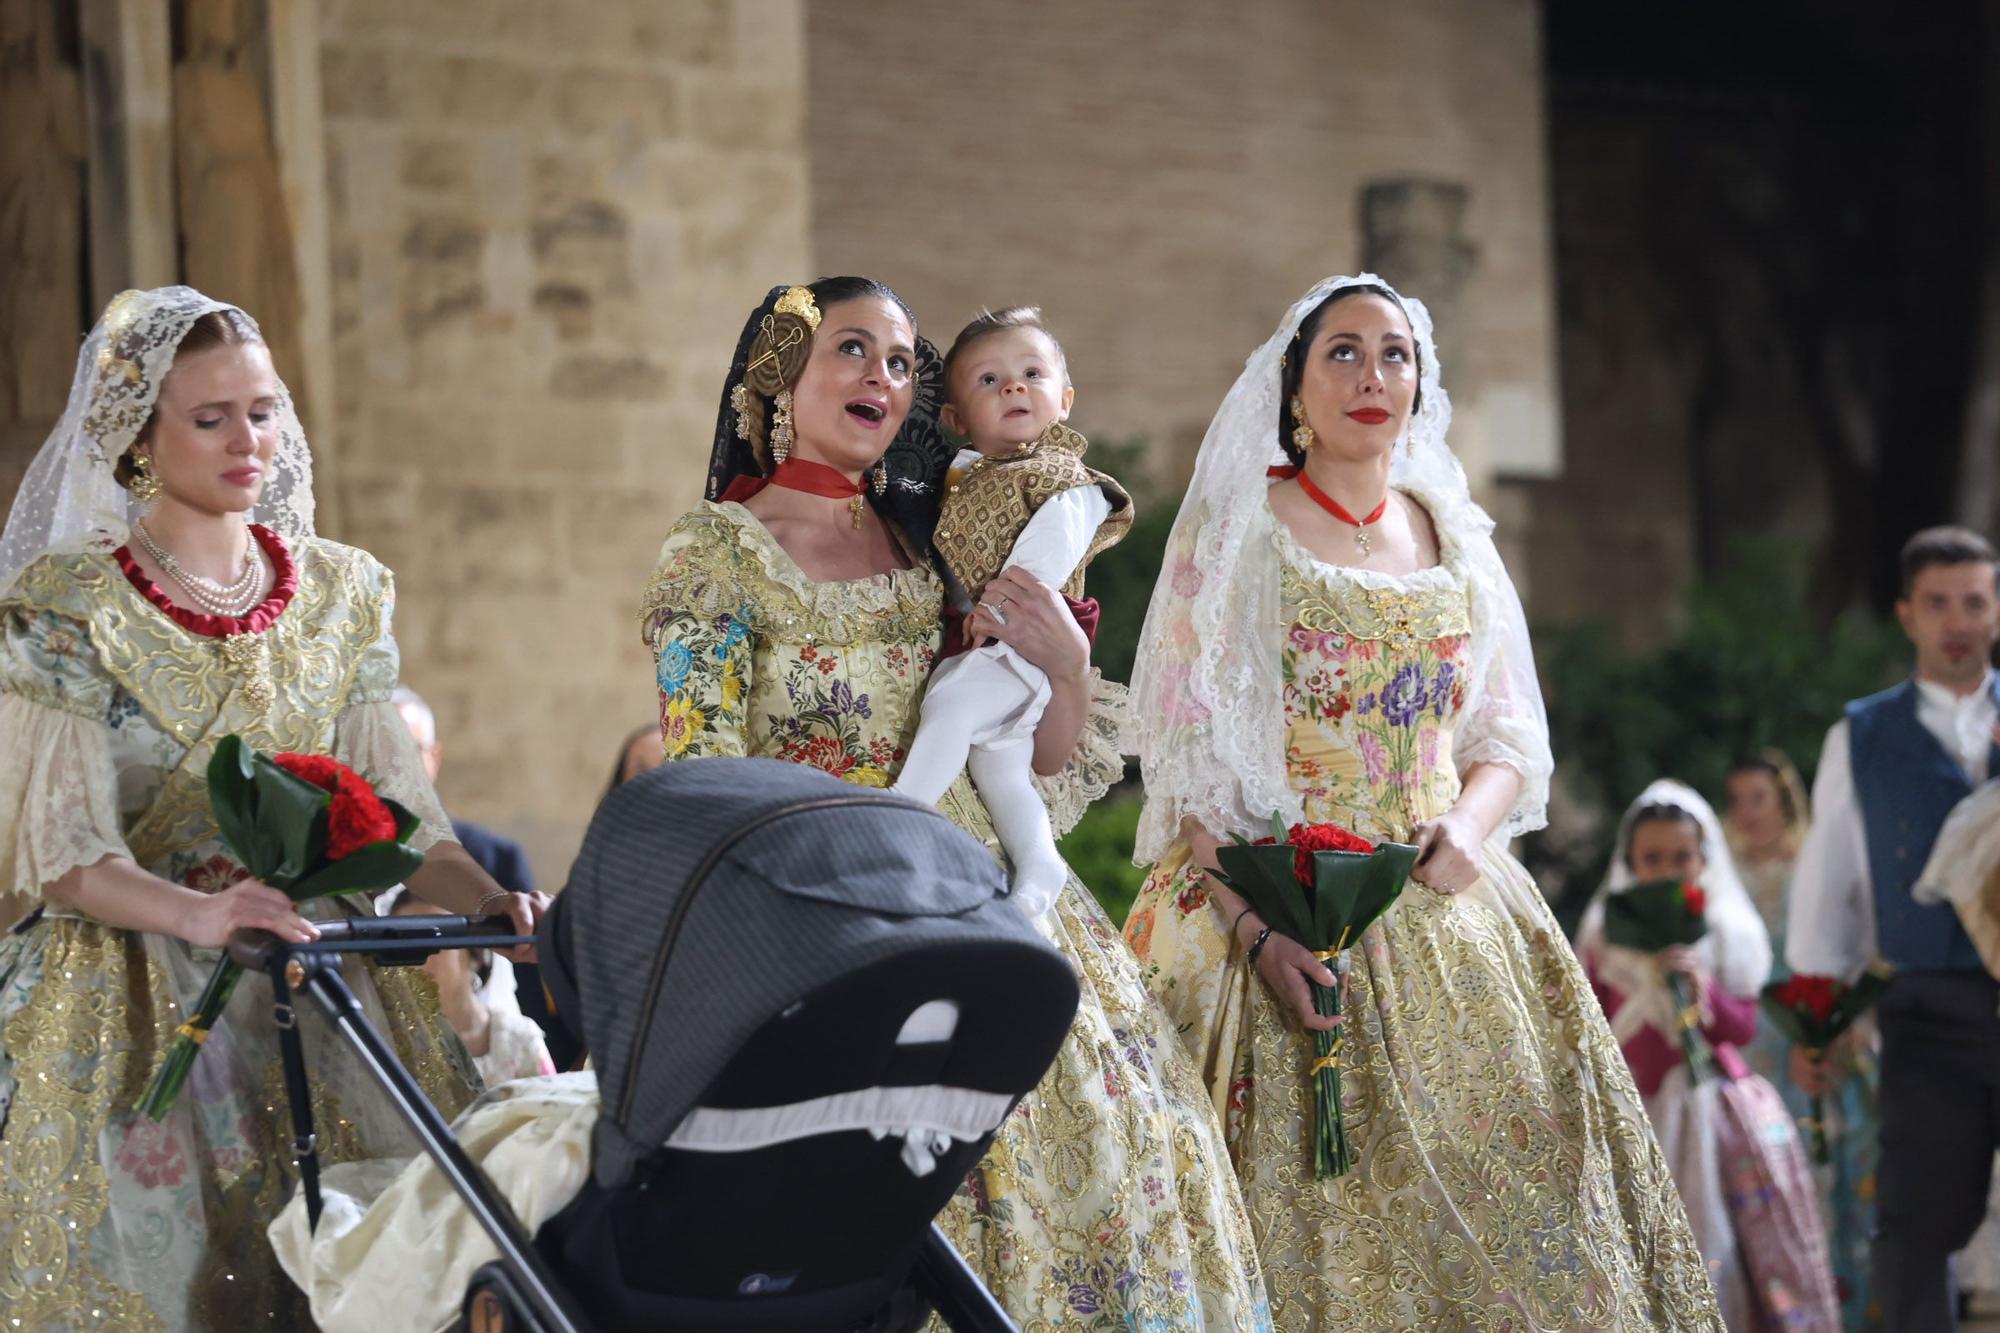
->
xmin=890 ymin=307 xmax=1131 ymax=921
xmin=1578 ymin=778 xmax=1837 ymax=1330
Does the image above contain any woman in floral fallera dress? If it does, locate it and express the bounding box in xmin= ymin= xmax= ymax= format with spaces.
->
xmin=0 ymin=289 xmax=537 ymax=1330
xmin=641 ymin=278 xmax=1270 ymax=1330
xmin=1728 ymin=752 xmax=1881 ymax=1328
xmin=1122 ymin=275 xmax=1722 ymax=1331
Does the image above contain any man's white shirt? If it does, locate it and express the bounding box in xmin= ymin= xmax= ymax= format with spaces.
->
xmin=1784 ymin=670 xmax=1998 ymax=979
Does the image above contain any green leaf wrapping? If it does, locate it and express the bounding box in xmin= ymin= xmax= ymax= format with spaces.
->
xmin=1600 ymin=877 xmax=1709 ymax=950
xmin=1755 ymin=971 xmax=1887 ymax=1165
xmin=1211 ymin=832 xmax=1418 ymax=1178
xmin=142 ymin=736 xmax=429 ymax=1120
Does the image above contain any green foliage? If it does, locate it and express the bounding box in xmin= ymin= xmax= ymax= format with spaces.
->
xmin=1526 ymin=535 xmax=1904 ymax=922
xmin=1073 ymin=435 xmax=1179 ymax=688
xmin=1060 ymin=791 xmax=1146 ymax=926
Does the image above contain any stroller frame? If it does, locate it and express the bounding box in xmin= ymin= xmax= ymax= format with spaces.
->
xmin=233 ymin=916 xmax=1018 ymax=1333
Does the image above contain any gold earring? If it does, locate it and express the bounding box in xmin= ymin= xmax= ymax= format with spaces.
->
xmin=1290 ymin=396 xmax=1315 ymax=452
xmin=771 ymin=389 xmax=795 ymax=464
xmin=870 ymin=465 xmax=887 ymax=496
xmin=129 ymin=451 xmax=163 ymax=503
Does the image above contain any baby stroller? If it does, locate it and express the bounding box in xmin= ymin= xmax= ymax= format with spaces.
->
xmin=259 ymin=756 xmax=1079 ymax=1331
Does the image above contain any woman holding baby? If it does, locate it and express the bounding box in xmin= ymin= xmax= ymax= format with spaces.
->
xmin=640 ymin=277 xmax=1270 ymax=1330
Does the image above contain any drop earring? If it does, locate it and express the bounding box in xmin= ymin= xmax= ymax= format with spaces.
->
xmin=129 ymin=451 xmax=163 ymax=504
xmin=770 ymin=390 xmax=795 ymax=464
xmin=1290 ymin=396 xmax=1316 ymax=452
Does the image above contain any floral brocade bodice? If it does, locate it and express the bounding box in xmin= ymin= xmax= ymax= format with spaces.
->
xmin=641 ymin=503 xmax=944 ymax=783
xmin=1275 ymin=525 xmax=1473 ymax=845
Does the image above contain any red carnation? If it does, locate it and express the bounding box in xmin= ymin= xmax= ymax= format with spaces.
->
xmin=325 ymin=786 xmax=399 ymax=860
xmin=1285 ymin=823 xmax=1376 ymax=884
xmin=1682 ymin=883 xmax=1707 ymax=918
xmin=274 ymin=752 xmax=347 ymax=792
xmin=1777 ymin=973 xmax=1841 ymax=1024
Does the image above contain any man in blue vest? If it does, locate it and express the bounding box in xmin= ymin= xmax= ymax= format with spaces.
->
xmin=1788 ymin=526 xmax=2000 ymax=1331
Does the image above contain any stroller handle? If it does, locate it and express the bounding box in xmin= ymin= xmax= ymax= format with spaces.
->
xmin=227 ymin=914 xmax=532 ymax=969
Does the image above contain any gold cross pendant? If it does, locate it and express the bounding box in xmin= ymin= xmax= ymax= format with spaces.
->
xmin=851 ymin=495 xmax=865 ymax=529
xmin=1355 ymin=526 xmax=1372 ymax=557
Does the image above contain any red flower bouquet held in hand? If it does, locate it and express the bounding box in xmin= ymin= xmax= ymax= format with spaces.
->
xmin=139 ymin=735 xmax=425 ymax=1119
xmin=1759 ymin=971 xmax=1887 ymax=1163
xmin=1602 ymin=878 xmax=1715 ymax=1085
xmin=1214 ymin=814 xmax=1419 ymax=1178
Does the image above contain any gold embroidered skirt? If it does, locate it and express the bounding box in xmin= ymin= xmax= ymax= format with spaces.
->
xmin=1128 ymin=842 xmax=1724 ymax=1332
xmin=0 ymin=913 xmax=477 ymax=1330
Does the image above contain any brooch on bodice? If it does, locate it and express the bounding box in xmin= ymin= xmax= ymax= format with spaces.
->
xmin=219 ymin=631 xmax=275 ymax=714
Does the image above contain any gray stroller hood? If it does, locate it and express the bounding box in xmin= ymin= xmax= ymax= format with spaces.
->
xmin=546 ymin=756 xmax=1065 ymax=1189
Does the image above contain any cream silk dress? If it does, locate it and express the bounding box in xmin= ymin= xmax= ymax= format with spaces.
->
xmin=639 ymin=501 xmax=1272 ymax=1332
xmin=0 ymin=534 xmax=478 ymax=1330
xmin=1124 ymin=518 xmax=1723 ymax=1332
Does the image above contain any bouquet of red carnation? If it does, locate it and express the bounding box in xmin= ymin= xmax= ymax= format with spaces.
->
xmin=1602 ymin=878 xmax=1715 ymax=1084
xmin=1759 ymin=971 xmax=1887 ymax=1163
xmin=139 ymin=734 xmax=424 ymax=1119
xmin=1213 ymin=813 xmax=1419 ymax=1178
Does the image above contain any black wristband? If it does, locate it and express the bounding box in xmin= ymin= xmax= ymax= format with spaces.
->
xmin=1230 ymin=905 xmax=1256 ymax=942
xmin=1246 ymin=926 xmax=1275 ymax=965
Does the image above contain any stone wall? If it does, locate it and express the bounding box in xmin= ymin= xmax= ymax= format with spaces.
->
xmin=803 ymin=0 xmax=1560 ymax=501
xmin=315 ymin=0 xmax=811 ymax=883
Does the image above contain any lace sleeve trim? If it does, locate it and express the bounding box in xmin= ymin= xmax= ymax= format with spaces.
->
xmin=0 ymin=692 xmax=130 ymax=928
xmin=332 ymin=699 xmax=459 ymax=855
xmin=1034 ymin=669 xmax=1132 ymax=840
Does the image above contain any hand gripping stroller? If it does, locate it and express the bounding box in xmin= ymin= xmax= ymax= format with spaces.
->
xmin=262 ymin=757 xmax=1079 ymax=1332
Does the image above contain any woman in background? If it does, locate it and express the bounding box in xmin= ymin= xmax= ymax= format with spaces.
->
xmin=1728 ymin=752 xmax=1880 ymax=1329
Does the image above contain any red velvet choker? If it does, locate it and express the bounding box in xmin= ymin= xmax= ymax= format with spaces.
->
xmin=114 ymin=523 xmax=298 ymax=638
xmin=719 ymin=459 xmax=872 ymax=527
xmin=1293 ymin=471 xmax=1389 ymax=557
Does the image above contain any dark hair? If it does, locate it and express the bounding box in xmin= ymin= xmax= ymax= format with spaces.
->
xmin=115 ymin=308 xmax=265 ymax=489
xmin=806 ymin=275 xmax=913 ymax=329
xmin=1622 ymin=802 xmax=1701 ymax=871
xmin=1277 ymin=283 xmax=1423 ymax=468
xmin=941 ymin=305 xmax=1068 ymax=397
xmin=602 ymin=723 xmax=660 ymax=804
xmin=1899 ymin=525 xmax=1998 ymax=598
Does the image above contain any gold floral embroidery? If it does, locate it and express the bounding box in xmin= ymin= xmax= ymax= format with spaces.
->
xmin=645 ymin=503 xmax=1271 ymax=1331
xmin=10 ymin=542 xmax=389 ymax=871
xmin=1282 ymin=562 xmax=1472 ymax=651
xmin=0 ymin=927 xmax=169 ymax=1329
xmin=1126 ymin=559 xmax=1722 ymax=1330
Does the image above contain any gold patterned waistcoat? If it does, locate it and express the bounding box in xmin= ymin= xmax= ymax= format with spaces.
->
xmin=931 ymin=422 xmax=1133 ymax=600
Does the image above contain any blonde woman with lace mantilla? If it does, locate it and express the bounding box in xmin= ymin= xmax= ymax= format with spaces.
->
xmin=0 ymin=288 xmax=542 ymax=1330
xmin=1122 ymin=275 xmax=1721 ymax=1330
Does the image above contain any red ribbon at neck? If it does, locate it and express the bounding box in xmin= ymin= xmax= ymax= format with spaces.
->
xmin=1295 ymin=470 xmax=1388 ymax=528
xmin=717 ymin=458 xmax=867 ymax=506
xmin=770 ymin=458 xmax=866 ymax=498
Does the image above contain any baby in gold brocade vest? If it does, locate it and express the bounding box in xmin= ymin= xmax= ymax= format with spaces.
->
xmin=890 ymin=308 xmax=1132 ymax=920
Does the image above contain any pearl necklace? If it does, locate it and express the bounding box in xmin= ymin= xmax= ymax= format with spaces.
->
xmin=133 ymin=520 xmax=266 ymax=617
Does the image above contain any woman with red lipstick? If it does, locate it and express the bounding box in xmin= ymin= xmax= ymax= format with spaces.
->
xmin=0 ymin=287 xmax=536 ymax=1327
xmin=641 ymin=278 xmax=1271 ymax=1330
xmin=1122 ymin=274 xmax=1721 ymax=1328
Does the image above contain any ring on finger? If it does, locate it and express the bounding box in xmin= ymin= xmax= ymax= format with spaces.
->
xmin=984 ymin=603 xmax=1008 ymax=625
